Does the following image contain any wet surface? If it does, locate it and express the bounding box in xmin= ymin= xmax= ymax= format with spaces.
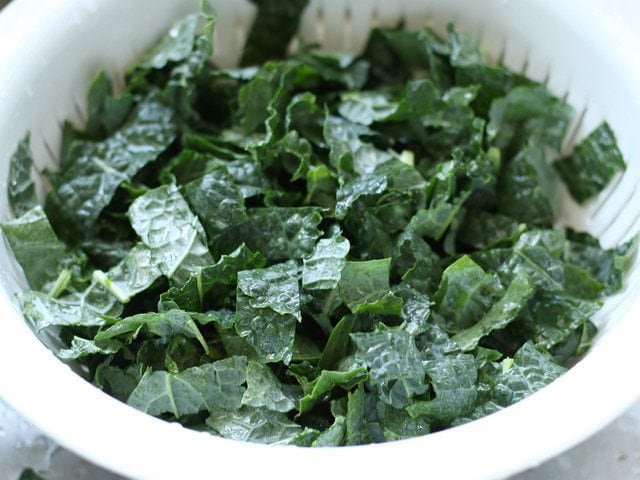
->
xmin=513 ymin=404 xmax=640 ymax=480
xmin=0 ymin=400 xmax=124 ymax=480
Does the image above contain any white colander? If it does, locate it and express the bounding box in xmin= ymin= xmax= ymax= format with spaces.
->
xmin=0 ymin=0 xmax=639 ymax=479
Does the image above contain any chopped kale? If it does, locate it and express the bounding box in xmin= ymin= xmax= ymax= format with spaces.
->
xmin=2 ymin=2 xmax=635 ymax=447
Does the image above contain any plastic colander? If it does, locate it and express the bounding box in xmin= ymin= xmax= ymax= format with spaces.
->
xmin=0 ymin=1 xmax=639 ymax=479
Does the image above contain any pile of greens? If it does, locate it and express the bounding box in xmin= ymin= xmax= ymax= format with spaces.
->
xmin=3 ymin=1 xmax=636 ymax=446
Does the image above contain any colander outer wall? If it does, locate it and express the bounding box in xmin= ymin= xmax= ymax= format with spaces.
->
xmin=0 ymin=1 xmax=640 ymax=479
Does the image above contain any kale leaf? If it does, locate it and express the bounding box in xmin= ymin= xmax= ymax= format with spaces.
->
xmin=127 ymin=356 xmax=247 ymax=417
xmin=45 ymin=96 xmax=177 ymax=240
xmin=554 ymin=122 xmax=626 ymax=203
xmin=2 ymin=206 xmax=86 ymax=293
xmin=235 ymin=261 xmax=301 ymax=363
xmin=7 ymin=134 xmax=37 ymax=216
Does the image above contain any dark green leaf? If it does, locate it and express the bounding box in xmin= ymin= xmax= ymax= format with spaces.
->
xmin=352 ymin=326 xmax=426 ymax=408
xmin=221 ymin=207 xmax=323 ymax=262
xmin=235 ymin=261 xmax=301 ymax=363
xmin=514 ymin=289 xmax=602 ymax=353
xmin=7 ymin=133 xmax=37 ymax=216
xmin=335 ymin=158 xmax=426 ymax=220
xmin=84 ymin=70 xmax=133 ymax=137
xmin=563 ymin=263 xmax=606 ymax=300
xmin=447 ymin=25 xmax=521 ymax=116
xmin=242 ymin=361 xmax=297 ymax=412
xmin=127 ymin=356 xmax=247 ymax=417
xmin=2 ymin=206 xmax=86 ymax=292
xmin=296 ymin=51 xmax=370 ymax=90
xmin=298 ymin=368 xmax=368 ymax=415
xmin=302 ymin=235 xmax=350 ymax=291
xmin=492 ymin=342 xmax=565 ymax=406
xmin=96 ymin=310 xmax=208 ymax=353
xmin=406 ymin=352 xmax=477 ymax=424
xmin=19 ymin=468 xmax=45 ymax=480
xmin=311 ymin=415 xmax=346 ymax=447
xmin=434 ymin=255 xmax=503 ymax=332
xmin=362 ymin=27 xmax=451 ymax=88
xmin=457 ymin=210 xmax=525 ymax=250
xmin=564 ymin=232 xmax=637 ymax=294
xmin=128 ymin=184 xmax=213 ymax=284
xmin=19 ymin=282 xmax=122 ymax=331
xmin=241 ymin=0 xmax=309 ymax=67
xmin=93 ymin=244 xmax=161 ymax=303
xmin=57 ymin=336 xmax=121 ymax=360
xmin=289 ymin=427 xmax=321 ymax=446
xmin=323 ymin=115 xmax=394 ymax=179
xmin=45 ymin=96 xmax=177 ymax=239
xmin=452 ymin=273 xmax=534 ymax=351
xmin=377 ymin=400 xmax=430 ymax=441
xmin=338 ymin=259 xmax=392 ymax=312
xmin=399 ymin=287 xmax=431 ymax=336
xmin=318 ymin=315 xmax=355 ymax=370
xmin=392 ymin=229 xmax=441 ymax=293
xmin=95 ymin=365 xmax=145 ymax=403
xmin=338 ymin=80 xmax=444 ymax=126
xmin=137 ymin=12 xmax=200 ymax=70
xmin=497 ymin=140 xmax=556 ymax=226
xmin=305 ymin=164 xmax=337 ymax=209
xmin=345 ymin=385 xmax=382 ymax=445
xmin=207 ymin=406 xmax=302 ymax=445
xmin=488 ymin=85 xmax=573 ymax=153
xmin=500 ymin=233 xmax=566 ymax=291
xmin=183 ymin=170 xmax=247 ymax=241
xmin=160 ymin=244 xmax=266 ymax=312
xmin=554 ymin=123 xmax=626 ymax=203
